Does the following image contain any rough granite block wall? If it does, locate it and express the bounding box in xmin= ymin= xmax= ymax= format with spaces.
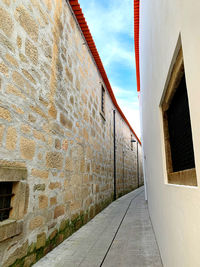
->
xmin=0 ymin=0 xmax=143 ymax=266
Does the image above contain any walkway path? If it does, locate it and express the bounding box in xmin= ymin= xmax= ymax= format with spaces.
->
xmin=34 ymin=187 xmax=162 ymax=267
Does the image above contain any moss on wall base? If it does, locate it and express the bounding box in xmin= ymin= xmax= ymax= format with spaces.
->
xmin=8 ymin=195 xmax=115 ymax=267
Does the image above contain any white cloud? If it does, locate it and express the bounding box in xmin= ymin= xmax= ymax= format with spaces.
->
xmin=112 ymin=85 xmax=141 ymax=137
xmin=119 ymin=100 xmax=141 ymax=138
xmin=79 ymin=0 xmax=135 ymax=69
xmin=80 ymin=0 xmax=134 ymax=35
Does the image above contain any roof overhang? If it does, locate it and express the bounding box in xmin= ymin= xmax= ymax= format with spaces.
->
xmin=134 ymin=0 xmax=140 ymax=92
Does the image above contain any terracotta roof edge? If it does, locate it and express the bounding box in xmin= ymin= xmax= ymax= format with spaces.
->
xmin=134 ymin=0 xmax=140 ymax=93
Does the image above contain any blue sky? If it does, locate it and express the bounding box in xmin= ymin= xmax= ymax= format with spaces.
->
xmin=78 ymin=0 xmax=140 ymax=136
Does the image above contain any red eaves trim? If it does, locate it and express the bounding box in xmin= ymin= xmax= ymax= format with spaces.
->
xmin=134 ymin=0 xmax=140 ymax=92
xmin=68 ymin=0 xmax=141 ymax=145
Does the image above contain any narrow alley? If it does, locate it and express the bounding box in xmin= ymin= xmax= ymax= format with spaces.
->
xmin=33 ymin=187 xmax=162 ymax=267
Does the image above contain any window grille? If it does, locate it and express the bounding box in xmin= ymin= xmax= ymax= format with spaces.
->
xmin=101 ymin=86 xmax=105 ymax=113
xmin=0 ymin=182 xmax=14 ymax=221
xmin=131 ymin=135 xmax=133 ymax=151
xmin=167 ymin=74 xmax=195 ymax=172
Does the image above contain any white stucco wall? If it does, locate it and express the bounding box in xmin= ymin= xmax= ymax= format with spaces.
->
xmin=140 ymin=0 xmax=200 ymax=266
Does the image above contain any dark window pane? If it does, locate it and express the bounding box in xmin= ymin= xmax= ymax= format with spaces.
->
xmin=0 ymin=182 xmax=13 ymax=221
xmin=167 ymin=74 xmax=195 ymax=172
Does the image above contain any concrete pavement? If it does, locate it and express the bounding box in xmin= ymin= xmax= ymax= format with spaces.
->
xmin=34 ymin=187 xmax=162 ymax=267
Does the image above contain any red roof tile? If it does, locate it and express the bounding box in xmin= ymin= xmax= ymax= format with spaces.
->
xmin=134 ymin=0 xmax=140 ymax=92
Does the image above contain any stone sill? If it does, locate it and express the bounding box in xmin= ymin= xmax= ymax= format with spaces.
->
xmin=168 ymin=168 xmax=197 ymax=186
xmin=0 ymin=219 xmax=23 ymax=242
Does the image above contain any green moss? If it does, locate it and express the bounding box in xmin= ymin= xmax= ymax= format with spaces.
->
xmin=9 ymin=192 xmax=130 ymax=267
xmin=36 ymin=247 xmax=44 ymax=261
xmin=10 ymin=258 xmax=25 ymax=267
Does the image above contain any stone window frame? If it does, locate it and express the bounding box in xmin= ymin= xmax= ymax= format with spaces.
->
xmin=161 ymin=47 xmax=197 ymax=186
xmin=0 ymin=166 xmax=28 ymax=242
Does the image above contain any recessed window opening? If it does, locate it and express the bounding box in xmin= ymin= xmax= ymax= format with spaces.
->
xmin=161 ymin=46 xmax=197 ymax=186
xmin=0 ymin=182 xmax=14 ymax=221
xmin=131 ymin=135 xmax=133 ymax=151
xmin=167 ymin=74 xmax=195 ymax=172
xmin=101 ymin=85 xmax=105 ymax=114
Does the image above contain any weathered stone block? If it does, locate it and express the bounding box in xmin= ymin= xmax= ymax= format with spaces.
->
xmin=5 ymin=54 xmax=18 ymax=67
xmin=0 ymin=124 xmax=5 ymax=146
xmin=55 ymin=139 xmax=61 ymax=149
xmin=22 ymin=69 xmax=36 ymax=84
xmin=29 ymin=216 xmax=44 ymax=230
xmin=34 ymin=184 xmax=45 ymax=191
xmin=12 ymin=105 xmax=24 ymax=115
xmin=0 ymin=33 xmax=14 ymax=52
xmin=83 ymin=128 xmax=88 ymax=142
xmin=33 ymin=130 xmax=45 ymax=141
xmin=54 ymin=205 xmax=65 ymax=219
xmin=24 ymin=253 xmax=36 ymax=267
xmin=48 ymin=104 xmax=57 ymax=119
xmin=70 ymin=95 xmax=74 ymax=105
xmin=50 ymin=197 xmax=57 ymax=206
xmin=60 ymin=113 xmax=73 ymax=130
xmin=15 ymin=6 xmax=38 ymax=41
xmin=70 ymin=200 xmax=81 ymax=212
xmin=62 ymin=139 xmax=68 ymax=151
xmin=0 ymin=7 xmax=13 ymax=37
xmin=25 ymin=38 xmax=38 ymax=65
xmin=0 ymin=220 xmax=22 ymax=242
xmin=49 ymin=229 xmax=57 ymax=240
xmin=46 ymin=152 xmax=63 ymax=170
xmin=19 ymin=53 xmax=28 ymax=63
xmin=17 ymin=35 xmax=22 ymax=48
xmin=49 ymin=182 xmax=61 ymax=190
xmin=6 ymin=84 xmax=26 ymax=99
xmin=0 ymin=167 xmax=27 ymax=183
xmin=36 ymin=232 xmax=46 ymax=249
xmin=12 ymin=71 xmax=26 ymax=89
xmin=31 ymin=169 xmax=48 ymax=179
xmin=28 ymin=114 xmax=36 ymax=123
xmin=64 ymin=190 xmax=73 ymax=202
xmin=56 ymin=233 xmax=64 ymax=245
xmin=20 ymin=137 xmax=35 ymax=160
xmin=76 ymin=78 xmax=81 ymax=91
xmin=65 ymin=66 xmax=73 ymax=83
xmin=30 ymin=105 xmax=47 ymax=119
xmin=59 ymin=220 xmax=67 ymax=232
xmin=65 ymin=157 xmax=73 ymax=172
xmin=0 ymin=62 xmax=9 ymax=77
xmin=0 ymin=107 xmax=11 ymax=121
xmin=6 ymin=126 xmax=17 ymax=151
xmin=38 ymin=195 xmax=48 ymax=209
xmin=21 ymin=124 xmax=31 ymax=134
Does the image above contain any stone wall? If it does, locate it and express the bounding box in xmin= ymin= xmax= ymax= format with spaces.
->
xmin=0 ymin=0 xmax=143 ymax=266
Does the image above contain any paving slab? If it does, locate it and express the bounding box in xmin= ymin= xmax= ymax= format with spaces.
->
xmin=102 ymin=192 xmax=162 ymax=267
xmin=33 ymin=187 xmax=162 ymax=267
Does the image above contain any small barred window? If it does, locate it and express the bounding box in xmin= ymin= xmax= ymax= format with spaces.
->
xmin=101 ymin=86 xmax=105 ymax=114
xmin=0 ymin=182 xmax=14 ymax=221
